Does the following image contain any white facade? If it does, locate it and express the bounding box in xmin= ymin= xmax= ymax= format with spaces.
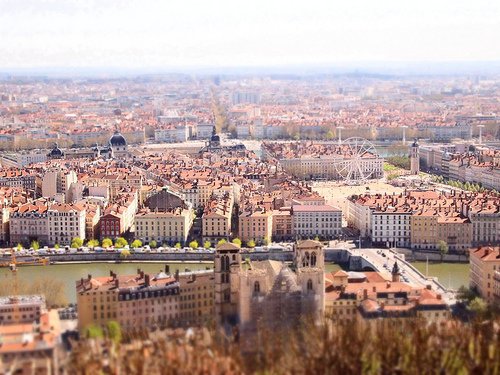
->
xmin=47 ymin=204 xmax=86 ymax=245
xmin=371 ymin=212 xmax=411 ymax=248
xmin=292 ymin=205 xmax=342 ymax=239
xmin=135 ymin=209 xmax=193 ymax=244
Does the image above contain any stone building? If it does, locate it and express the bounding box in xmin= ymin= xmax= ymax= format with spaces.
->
xmin=215 ymin=240 xmax=325 ymax=332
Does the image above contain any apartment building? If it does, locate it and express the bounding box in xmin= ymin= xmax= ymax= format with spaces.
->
xmin=271 ymin=208 xmax=293 ymax=241
xmin=47 ymin=203 xmax=86 ymax=245
xmin=371 ymin=209 xmax=411 ymax=248
xmin=325 ymin=268 xmax=450 ymax=323
xmin=9 ymin=200 xmax=49 ymax=245
xmin=0 ymin=295 xmax=45 ymax=325
xmin=0 ymin=297 xmax=60 ymax=375
xmin=154 ymin=125 xmax=189 ymax=143
xmin=202 ymin=193 xmax=233 ymax=244
xmin=469 ymin=246 xmax=500 ymax=303
xmin=99 ymin=190 xmax=138 ymax=239
xmin=238 ymin=209 xmax=273 ymax=243
xmin=292 ymin=204 xmax=342 ymax=239
xmin=76 ymin=269 xmax=180 ymax=332
xmin=0 ymin=170 xmax=36 ymax=192
xmin=41 ymin=169 xmax=77 ymax=201
xmin=76 ymin=267 xmax=214 ymax=332
xmin=349 ymin=190 xmax=497 ymax=251
xmin=135 ymin=208 xmax=194 ymax=245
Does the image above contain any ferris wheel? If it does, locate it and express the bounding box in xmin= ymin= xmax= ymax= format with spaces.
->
xmin=334 ymin=137 xmax=379 ymax=184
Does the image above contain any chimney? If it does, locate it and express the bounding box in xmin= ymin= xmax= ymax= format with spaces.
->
xmin=87 ymin=274 xmax=92 ymax=281
xmin=386 ymin=281 xmax=391 ymax=289
xmin=192 ymin=274 xmax=197 ymax=282
xmin=175 ymin=269 xmax=179 ymax=281
xmin=165 ymin=265 xmax=170 ymax=274
xmin=426 ymin=284 xmax=432 ymax=290
xmin=363 ymin=289 xmax=368 ymax=299
xmin=114 ymin=279 xmax=119 ymax=288
xmin=437 ymin=294 xmax=442 ymax=300
xmin=372 ymin=286 xmax=376 ymax=292
xmin=145 ymin=274 xmax=150 ymax=287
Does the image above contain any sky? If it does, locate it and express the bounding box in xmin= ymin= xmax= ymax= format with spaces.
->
xmin=0 ymin=0 xmax=499 ymax=70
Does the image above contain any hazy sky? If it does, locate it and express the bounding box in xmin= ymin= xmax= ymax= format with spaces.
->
xmin=1 ymin=0 xmax=499 ymax=69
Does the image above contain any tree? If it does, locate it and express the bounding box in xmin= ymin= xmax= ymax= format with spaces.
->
xmin=71 ymin=237 xmax=83 ymax=249
xmin=87 ymin=239 xmax=99 ymax=249
xmin=131 ymin=239 xmax=142 ymax=249
xmin=16 ymin=243 xmax=23 ymax=251
xmin=114 ymin=237 xmax=128 ymax=248
xmin=457 ymin=286 xmax=477 ymax=304
xmin=437 ymin=240 xmax=449 ymax=262
xmin=107 ymin=321 xmax=122 ymax=344
xmin=246 ymin=239 xmax=256 ymax=248
xmin=31 ymin=240 xmax=40 ymax=250
xmin=102 ymin=238 xmax=113 ymax=248
xmin=468 ymin=297 xmax=487 ymax=317
xmin=86 ymin=324 xmax=104 ymax=339
xmin=231 ymin=238 xmax=242 ymax=247
xmin=189 ymin=240 xmax=199 ymax=249
xmin=262 ymin=237 xmax=270 ymax=246
xmin=217 ymin=239 xmax=227 ymax=246
xmin=174 ymin=242 xmax=181 ymax=249
xmin=203 ymin=241 xmax=211 ymax=249
xmin=149 ymin=240 xmax=157 ymax=249
xmin=314 ymin=235 xmax=320 ymax=241
xmin=54 ymin=243 xmax=60 ymax=249
xmin=120 ymin=249 xmax=131 ymax=258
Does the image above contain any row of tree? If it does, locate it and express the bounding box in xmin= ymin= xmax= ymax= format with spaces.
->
xmin=432 ymin=175 xmax=498 ymax=193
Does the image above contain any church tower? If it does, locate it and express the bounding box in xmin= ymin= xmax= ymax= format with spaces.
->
xmin=410 ymin=139 xmax=420 ymax=175
xmin=294 ymin=240 xmax=325 ymax=321
xmin=214 ymin=242 xmax=241 ymax=327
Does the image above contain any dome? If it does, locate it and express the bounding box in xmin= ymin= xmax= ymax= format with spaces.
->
xmin=109 ymin=131 xmax=127 ymax=147
xmin=48 ymin=143 xmax=63 ymax=158
xmin=211 ymin=133 xmax=220 ymax=143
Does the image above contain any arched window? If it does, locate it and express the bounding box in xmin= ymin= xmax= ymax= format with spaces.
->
xmin=311 ymin=252 xmax=317 ymax=267
xmin=307 ymin=279 xmax=313 ymax=291
xmin=254 ymin=281 xmax=260 ymax=293
xmin=302 ymin=252 xmax=310 ymax=267
xmin=221 ymin=255 xmax=230 ymax=272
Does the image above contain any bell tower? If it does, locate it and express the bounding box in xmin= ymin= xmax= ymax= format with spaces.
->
xmin=214 ymin=242 xmax=241 ymax=327
xmin=294 ymin=239 xmax=324 ymax=270
xmin=410 ymin=139 xmax=420 ymax=175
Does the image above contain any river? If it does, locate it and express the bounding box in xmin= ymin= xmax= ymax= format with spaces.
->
xmin=412 ymin=262 xmax=469 ymax=290
xmin=0 ymin=261 xmax=467 ymax=304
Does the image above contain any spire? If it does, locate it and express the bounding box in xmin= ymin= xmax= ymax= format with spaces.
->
xmin=391 ymin=261 xmax=400 ymax=282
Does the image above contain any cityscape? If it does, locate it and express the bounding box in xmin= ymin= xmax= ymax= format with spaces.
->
xmin=0 ymin=0 xmax=499 ymax=374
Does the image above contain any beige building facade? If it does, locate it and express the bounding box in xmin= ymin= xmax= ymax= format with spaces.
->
xmin=470 ymin=246 xmax=500 ymax=303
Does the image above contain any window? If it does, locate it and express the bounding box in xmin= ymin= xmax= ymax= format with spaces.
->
xmin=310 ymin=252 xmax=317 ymax=267
xmin=254 ymin=281 xmax=260 ymax=293
xmin=307 ymin=279 xmax=313 ymax=291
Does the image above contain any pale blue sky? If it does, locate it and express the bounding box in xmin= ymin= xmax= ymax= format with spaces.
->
xmin=0 ymin=0 xmax=499 ymax=68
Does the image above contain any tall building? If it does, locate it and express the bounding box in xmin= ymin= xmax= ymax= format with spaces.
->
xmin=214 ymin=242 xmax=242 ymax=327
xmin=469 ymin=246 xmax=500 ymax=303
xmin=410 ymin=139 xmax=420 ymax=175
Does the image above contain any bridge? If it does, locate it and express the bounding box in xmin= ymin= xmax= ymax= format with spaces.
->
xmin=326 ymin=243 xmax=456 ymax=304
